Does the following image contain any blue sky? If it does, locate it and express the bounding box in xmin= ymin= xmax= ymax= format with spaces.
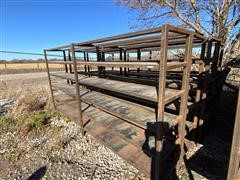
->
xmin=0 ymin=0 xmax=133 ymax=60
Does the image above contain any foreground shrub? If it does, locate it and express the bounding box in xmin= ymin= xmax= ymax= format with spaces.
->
xmin=18 ymin=110 xmax=64 ymax=135
xmin=0 ymin=116 xmax=15 ymax=134
xmin=10 ymin=92 xmax=48 ymax=117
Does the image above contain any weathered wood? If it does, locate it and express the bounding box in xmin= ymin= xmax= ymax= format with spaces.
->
xmin=52 ymin=83 xmax=178 ymax=131
xmin=47 ymin=60 xmax=187 ymax=71
xmin=50 ymin=71 xmax=182 ymax=105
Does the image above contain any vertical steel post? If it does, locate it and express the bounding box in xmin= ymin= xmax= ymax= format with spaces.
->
xmin=112 ymin=53 xmax=114 ymax=71
xmin=68 ymin=50 xmax=73 ymax=73
xmin=120 ymin=48 xmax=123 ymax=76
xmin=192 ymin=62 xmax=204 ymax=141
xmin=200 ymin=42 xmax=206 ymax=62
xmin=192 ymin=42 xmax=206 ymax=141
xmin=86 ymin=52 xmax=90 ymax=75
xmin=68 ymin=50 xmax=73 ymax=84
xmin=137 ymin=49 xmax=141 ymax=73
xmin=96 ymin=46 xmax=101 ymax=77
xmin=212 ymin=41 xmax=220 ymax=76
xmin=127 ymin=52 xmax=130 ymax=73
xmin=44 ymin=50 xmax=56 ymax=109
xmin=101 ymin=46 xmax=106 ymax=77
xmin=205 ymin=40 xmax=212 ymax=72
xmin=218 ymin=45 xmax=224 ymax=67
xmin=71 ymin=44 xmax=84 ymax=136
xmin=155 ymin=25 xmax=168 ymax=179
xmin=63 ymin=50 xmax=70 ymax=84
xmin=227 ymin=90 xmax=240 ymax=180
xmin=178 ymin=34 xmax=193 ymax=167
xmin=84 ymin=51 xmax=87 ymax=73
xmin=148 ymin=51 xmax=152 ymax=73
xmin=124 ymin=49 xmax=127 ymax=76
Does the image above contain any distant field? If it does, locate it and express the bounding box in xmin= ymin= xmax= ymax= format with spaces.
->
xmin=0 ymin=62 xmax=65 ymax=74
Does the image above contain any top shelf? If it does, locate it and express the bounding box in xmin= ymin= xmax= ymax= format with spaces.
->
xmin=47 ymin=60 xmax=188 ymax=70
xmin=45 ymin=24 xmax=221 ymax=52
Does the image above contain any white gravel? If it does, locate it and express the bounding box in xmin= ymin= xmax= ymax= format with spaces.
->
xmin=0 ymin=115 xmax=146 ymax=179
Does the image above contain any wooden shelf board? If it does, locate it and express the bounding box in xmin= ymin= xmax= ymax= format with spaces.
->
xmin=53 ymin=83 xmax=179 ymax=132
xmin=50 ymin=72 xmax=183 ymax=105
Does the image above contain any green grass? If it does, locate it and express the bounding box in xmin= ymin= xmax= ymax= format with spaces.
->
xmin=21 ymin=112 xmax=48 ymax=130
xmin=0 ymin=109 xmax=66 ymax=136
xmin=0 ymin=116 xmax=15 ymax=134
xmin=18 ymin=110 xmax=66 ymax=135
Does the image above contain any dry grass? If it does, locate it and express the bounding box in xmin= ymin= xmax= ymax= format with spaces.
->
xmin=10 ymin=91 xmax=48 ymax=117
xmin=0 ymin=79 xmax=66 ymax=136
xmin=0 ymin=79 xmax=48 ymax=99
xmin=0 ymin=63 xmax=64 ymax=74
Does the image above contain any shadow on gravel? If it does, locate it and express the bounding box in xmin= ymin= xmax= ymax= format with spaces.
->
xmin=27 ymin=166 xmax=47 ymax=180
xmin=142 ymin=122 xmax=181 ymax=180
xmin=183 ymin=88 xmax=237 ymax=179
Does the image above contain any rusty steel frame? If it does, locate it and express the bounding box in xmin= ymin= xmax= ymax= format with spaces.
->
xmin=44 ymin=24 xmax=223 ymax=179
xmin=44 ymin=50 xmax=56 ymax=109
xmin=71 ymin=44 xmax=84 ymax=136
xmin=178 ymin=34 xmax=193 ymax=166
xmin=154 ymin=24 xmax=168 ymax=179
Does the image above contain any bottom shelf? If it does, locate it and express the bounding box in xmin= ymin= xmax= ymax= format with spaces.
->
xmin=54 ymin=93 xmax=179 ymax=177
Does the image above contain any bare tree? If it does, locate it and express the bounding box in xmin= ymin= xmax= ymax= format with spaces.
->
xmin=116 ymin=0 xmax=240 ymax=62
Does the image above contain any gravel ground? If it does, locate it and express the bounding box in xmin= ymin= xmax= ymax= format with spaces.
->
xmin=0 ymin=99 xmax=146 ymax=179
xmin=0 ymin=99 xmax=16 ymax=115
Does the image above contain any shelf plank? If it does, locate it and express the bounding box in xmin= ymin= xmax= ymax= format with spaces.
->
xmin=53 ymin=83 xmax=178 ymax=132
xmin=48 ymin=60 xmax=188 ymax=70
xmin=51 ymin=72 xmax=181 ymax=104
xmin=51 ymin=72 xmax=183 ymax=105
xmin=77 ymin=61 xmax=159 ymax=69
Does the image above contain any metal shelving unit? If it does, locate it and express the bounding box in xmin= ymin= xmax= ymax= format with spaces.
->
xmin=44 ymin=24 xmax=222 ymax=179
